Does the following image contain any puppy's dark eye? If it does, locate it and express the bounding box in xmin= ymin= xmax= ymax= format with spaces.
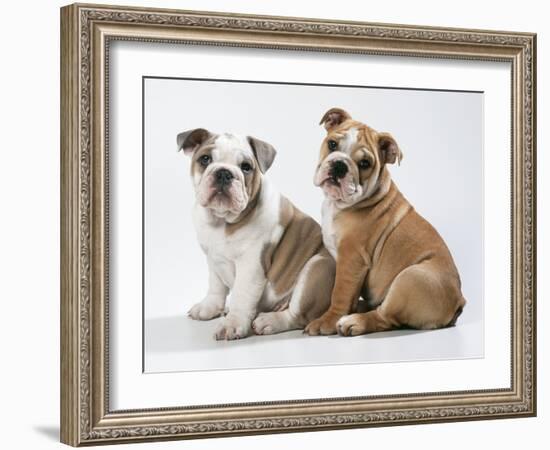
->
xmin=199 ymin=155 xmax=211 ymax=167
xmin=358 ymin=159 xmax=371 ymax=170
xmin=327 ymin=140 xmax=338 ymax=152
xmin=240 ymin=162 xmax=252 ymax=173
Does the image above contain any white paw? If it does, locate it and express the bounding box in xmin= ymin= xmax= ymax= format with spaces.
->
xmin=187 ymin=297 xmax=224 ymax=321
xmin=215 ymin=314 xmax=251 ymax=340
xmin=252 ymin=312 xmax=285 ymax=335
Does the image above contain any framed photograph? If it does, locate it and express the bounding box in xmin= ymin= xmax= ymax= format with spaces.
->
xmin=60 ymin=3 xmax=536 ymax=446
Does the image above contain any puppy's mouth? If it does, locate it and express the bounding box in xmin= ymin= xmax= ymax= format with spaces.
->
xmin=214 ymin=184 xmax=231 ymax=195
xmin=315 ymin=156 xmax=365 ymax=205
xmin=206 ymin=185 xmax=232 ymax=203
xmin=318 ymin=172 xmax=359 ymax=203
xmin=323 ymin=176 xmax=341 ymax=187
xmin=197 ymin=173 xmax=248 ymax=218
xmin=320 ymin=173 xmax=355 ymax=191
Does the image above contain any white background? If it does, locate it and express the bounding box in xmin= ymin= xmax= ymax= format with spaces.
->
xmin=144 ymin=77 xmax=483 ymax=321
xmin=143 ymin=77 xmax=484 ymax=373
xmin=113 ymin=41 xmax=505 ymax=407
xmin=0 ymin=0 xmax=546 ymax=449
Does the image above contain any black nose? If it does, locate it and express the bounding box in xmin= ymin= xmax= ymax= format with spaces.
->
xmin=215 ymin=168 xmax=234 ymax=186
xmin=330 ymin=160 xmax=348 ymax=179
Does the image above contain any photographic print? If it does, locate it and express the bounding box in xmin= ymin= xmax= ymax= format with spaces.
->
xmin=143 ymin=77 xmax=483 ymax=373
xmin=61 ymin=4 xmax=535 ymax=445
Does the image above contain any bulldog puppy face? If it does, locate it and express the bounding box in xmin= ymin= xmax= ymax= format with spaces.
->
xmin=177 ymin=128 xmax=276 ymax=221
xmin=314 ymin=107 xmax=403 ymax=207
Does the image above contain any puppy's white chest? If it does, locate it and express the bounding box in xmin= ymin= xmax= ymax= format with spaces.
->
xmin=321 ymin=200 xmax=339 ymax=260
xmin=210 ymin=254 xmax=236 ymax=288
xmin=201 ymin=233 xmax=237 ymax=288
xmin=193 ymin=206 xmax=237 ymax=286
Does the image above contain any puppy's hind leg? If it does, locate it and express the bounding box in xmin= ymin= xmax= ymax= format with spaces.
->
xmin=336 ymin=262 xmax=465 ymax=336
xmin=336 ymin=309 xmax=395 ymax=336
xmin=252 ymin=250 xmax=335 ymax=335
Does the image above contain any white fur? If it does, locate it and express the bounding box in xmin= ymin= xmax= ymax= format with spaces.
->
xmin=188 ymin=255 xmax=230 ymax=320
xmin=321 ymin=198 xmax=339 ymax=260
xmin=216 ymin=133 xmax=255 ymax=157
xmin=192 ymin=134 xmax=256 ymax=222
xmin=192 ymin=178 xmax=284 ymax=340
xmin=187 ymin=135 xmax=291 ymax=340
xmin=340 ymin=127 xmax=358 ymax=155
xmin=186 ymin=133 xmax=329 ymax=340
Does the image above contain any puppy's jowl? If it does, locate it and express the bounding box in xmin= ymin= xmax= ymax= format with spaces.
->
xmin=178 ymin=129 xmax=335 ymax=340
xmin=305 ymin=108 xmax=467 ymax=336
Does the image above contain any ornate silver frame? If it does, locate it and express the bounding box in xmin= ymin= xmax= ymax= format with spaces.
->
xmin=60 ymin=3 xmax=536 ymax=446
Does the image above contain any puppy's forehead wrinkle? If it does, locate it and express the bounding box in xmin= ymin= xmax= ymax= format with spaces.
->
xmin=355 ymin=148 xmax=372 ymax=160
xmin=211 ymin=147 xmax=222 ymax=161
xmin=211 ymin=133 xmax=254 ymax=163
xmin=196 ymin=143 xmax=215 ymax=155
xmin=329 ymin=125 xmax=374 ymax=154
xmin=216 ymin=133 xmax=252 ymax=150
xmin=339 ymin=127 xmax=359 ymax=155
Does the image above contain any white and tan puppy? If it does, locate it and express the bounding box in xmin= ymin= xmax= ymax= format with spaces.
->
xmin=305 ymin=108 xmax=466 ymax=336
xmin=178 ymin=128 xmax=335 ymax=340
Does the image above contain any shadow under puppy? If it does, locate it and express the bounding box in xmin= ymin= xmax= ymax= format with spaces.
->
xmin=305 ymin=108 xmax=466 ymax=336
xmin=178 ymin=129 xmax=335 ymax=340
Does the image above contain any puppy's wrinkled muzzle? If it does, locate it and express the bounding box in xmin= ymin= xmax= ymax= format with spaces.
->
xmin=315 ymin=156 xmax=360 ymax=204
xmin=329 ymin=160 xmax=348 ymax=180
xmin=214 ymin=168 xmax=234 ymax=189
xmin=196 ymin=165 xmax=248 ymax=217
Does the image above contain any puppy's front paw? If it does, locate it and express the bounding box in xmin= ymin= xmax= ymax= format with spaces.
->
xmin=188 ymin=297 xmax=224 ymax=321
xmin=252 ymin=311 xmax=288 ymax=335
xmin=304 ymin=311 xmax=341 ymax=336
xmin=215 ymin=315 xmax=251 ymax=340
xmin=336 ymin=314 xmax=367 ymax=336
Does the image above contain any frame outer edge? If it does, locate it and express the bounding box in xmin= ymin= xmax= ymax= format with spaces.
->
xmin=61 ymin=2 xmax=536 ymax=445
xmin=529 ymin=33 xmax=537 ymax=416
xmin=61 ymin=3 xmax=81 ymax=447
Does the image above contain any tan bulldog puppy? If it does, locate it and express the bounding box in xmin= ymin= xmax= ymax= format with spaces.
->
xmin=178 ymin=128 xmax=335 ymax=340
xmin=305 ymin=108 xmax=466 ymax=336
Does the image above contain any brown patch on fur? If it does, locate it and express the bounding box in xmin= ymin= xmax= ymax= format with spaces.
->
xmin=247 ymin=136 xmax=276 ymax=173
xmin=319 ymin=107 xmax=352 ymax=131
xmin=272 ymin=297 xmax=291 ymax=312
xmin=262 ymin=196 xmax=324 ymax=297
xmin=326 ymin=181 xmax=466 ymax=333
xmin=378 ymin=132 xmax=403 ymax=165
xmin=178 ymin=128 xmax=212 ymax=154
xmin=261 ymin=241 xmax=275 ymax=278
xmin=318 ymin=121 xmax=383 ymax=188
xmin=190 ymin=137 xmax=217 ymax=177
xmin=224 ymin=160 xmax=263 ymax=236
xmin=446 ymin=305 xmax=464 ymax=327
xmin=260 ymin=195 xmax=293 ymax=275
xmin=317 ymin=121 xmax=402 ymax=192
xmin=296 ymin=248 xmax=336 ymax=323
xmin=307 ymin=109 xmax=466 ymax=335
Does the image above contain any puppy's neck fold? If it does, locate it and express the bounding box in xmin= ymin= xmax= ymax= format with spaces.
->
xmin=335 ymin=167 xmax=393 ymax=211
xmin=224 ymin=176 xmax=264 ymax=235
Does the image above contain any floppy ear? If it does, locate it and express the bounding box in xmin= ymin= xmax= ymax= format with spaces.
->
xmin=247 ymin=136 xmax=277 ymax=173
xmin=378 ymin=132 xmax=403 ymax=166
xmin=319 ymin=107 xmax=352 ymax=131
xmin=176 ymin=128 xmax=211 ymax=156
